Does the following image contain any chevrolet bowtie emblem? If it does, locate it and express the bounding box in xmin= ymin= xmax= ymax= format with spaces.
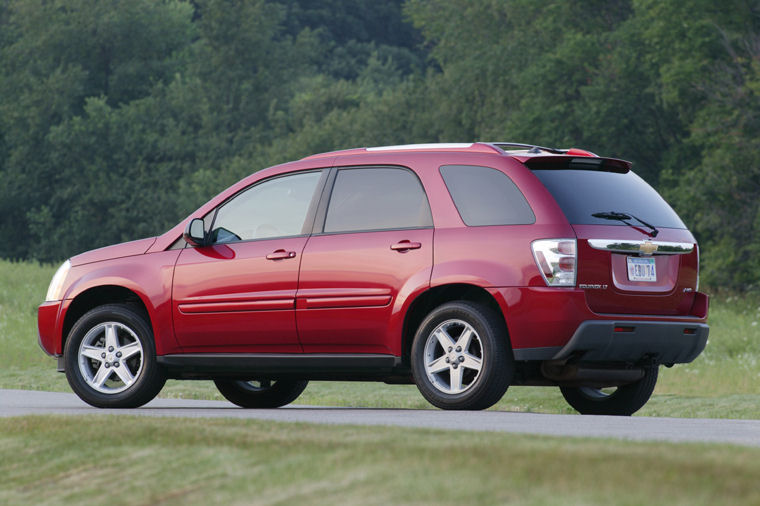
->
xmin=639 ymin=241 xmax=658 ymax=255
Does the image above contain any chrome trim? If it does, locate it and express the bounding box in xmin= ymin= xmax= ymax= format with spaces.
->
xmin=587 ymin=239 xmax=694 ymax=255
xmin=366 ymin=143 xmax=472 ymax=151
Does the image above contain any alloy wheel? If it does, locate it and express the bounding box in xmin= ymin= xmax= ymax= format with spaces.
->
xmin=423 ymin=318 xmax=484 ymax=395
xmin=77 ymin=321 xmax=144 ymax=394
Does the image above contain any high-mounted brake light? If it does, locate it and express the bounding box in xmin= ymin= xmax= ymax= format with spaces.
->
xmin=565 ymin=148 xmax=597 ymax=157
xmin=531 ymin=239 xmax=576 ymax=287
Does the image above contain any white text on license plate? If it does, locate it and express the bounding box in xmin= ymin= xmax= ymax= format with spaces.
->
xmin=627 ymin=256 xmax=656 ymax=282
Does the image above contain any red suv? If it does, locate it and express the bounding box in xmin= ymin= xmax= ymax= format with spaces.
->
xmin=38 ymin=143 xmax=709 ymax=415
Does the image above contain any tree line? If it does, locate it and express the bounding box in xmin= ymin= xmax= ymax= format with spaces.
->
xmin=1 ymin=0 xmax=759 ymax=290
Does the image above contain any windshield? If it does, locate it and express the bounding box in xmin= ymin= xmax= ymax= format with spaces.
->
xmin=532 ymin=169 xmax=686 ymax=229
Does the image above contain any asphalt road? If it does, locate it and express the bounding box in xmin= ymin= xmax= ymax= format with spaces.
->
xmin=2 ymin=389 xmax=760 ymax=447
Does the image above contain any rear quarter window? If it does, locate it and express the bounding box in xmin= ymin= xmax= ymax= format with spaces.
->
xmin=440 ymin=165 xmax=535 ymax=226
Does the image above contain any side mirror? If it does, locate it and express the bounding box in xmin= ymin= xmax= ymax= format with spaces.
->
xmin=183 ymin=218 xmax=207 ymax=247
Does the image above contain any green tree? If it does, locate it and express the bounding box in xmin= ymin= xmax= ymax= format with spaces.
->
xmin=0 ymin=0 xmax=196 ymax=260
xmin=664 ymin=1 xmax=760 ymax=289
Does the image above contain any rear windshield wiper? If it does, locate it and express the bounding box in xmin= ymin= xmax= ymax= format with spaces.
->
xmin=591 ymin=211 xmax=659 ymax=237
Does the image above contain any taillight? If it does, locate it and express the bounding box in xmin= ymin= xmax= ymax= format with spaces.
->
xmin=531 ymin=239 xmax=577 ymax=287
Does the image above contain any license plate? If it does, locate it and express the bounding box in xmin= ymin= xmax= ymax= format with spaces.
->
xmin=627 ymin=256 xmax=656 ymax=282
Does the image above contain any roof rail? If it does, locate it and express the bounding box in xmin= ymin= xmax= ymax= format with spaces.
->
xmin=300 ymin=142 xmax=598 ymax=161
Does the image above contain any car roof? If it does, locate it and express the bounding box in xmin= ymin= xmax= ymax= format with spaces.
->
xmin=301 ymin=142 xmax=632 ymax=170
xmin=301 ymin=142 xmax=599 ymax=160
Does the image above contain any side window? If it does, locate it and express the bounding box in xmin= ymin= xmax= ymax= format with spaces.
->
xmin=324 ymin=167 xmax=432 ymax=233
xmin=210 ymin=171 xmax=323 ymax=243
xmin=440 ymin=165 xmax=535 ymax=226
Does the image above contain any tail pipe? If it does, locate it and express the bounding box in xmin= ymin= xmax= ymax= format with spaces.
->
xmin=541 ymin=360 xmax=645 ymax=387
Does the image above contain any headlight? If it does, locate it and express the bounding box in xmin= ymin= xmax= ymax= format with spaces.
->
xmin=45 ymin=260 xmax=71 ymax=302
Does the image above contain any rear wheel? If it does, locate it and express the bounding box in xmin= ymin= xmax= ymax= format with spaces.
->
xmin=214 ymin=379 xmax=308 ymax=408
xmin=411 ymin=301 xmax=513 ymax=410
xmin=64 ymin=304 xmax=166 ymax=408
xmin=560 ymin=366 xmax=658 ymax=416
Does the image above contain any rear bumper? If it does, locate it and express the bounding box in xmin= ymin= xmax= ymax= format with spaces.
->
xmin=490 ymin=287 xmax=709 ymax=364
xmin=551 ymin=320 xmax=709 ymax=365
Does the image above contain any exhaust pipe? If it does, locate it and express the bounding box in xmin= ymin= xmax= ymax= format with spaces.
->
xmin=541 ymin=360 xmax=645 ymax=386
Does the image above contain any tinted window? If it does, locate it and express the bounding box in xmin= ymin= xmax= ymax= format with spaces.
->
xmin=440 ymin=165 xmax=535 ymax=226
xmin=533 ymin=169 xmax=686 ymax=228
xmin=324 ymin=167 xmax=432 ymax=233
xmin=210 ymin=171 xmax=323 ymax=243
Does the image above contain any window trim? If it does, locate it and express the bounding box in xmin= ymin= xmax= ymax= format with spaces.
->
xmin=439 ymin=164 xmax=536 ymax=227
xmin=312 ymin=165 xmax=434 ymax=236
xmin=203 ymin=169 xmax=329 ymax=246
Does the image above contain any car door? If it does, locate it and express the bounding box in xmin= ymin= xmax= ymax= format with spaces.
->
xmin=296 ymin=166 xmax=434 ymax=355
xmin=172 ymin=170 xmax=326 ymax=353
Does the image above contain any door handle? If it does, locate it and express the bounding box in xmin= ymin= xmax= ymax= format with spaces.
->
xmin=390 ymin=241 xmax=422 ymax=252
xmin=266 ymin=249 xmax=296 ymax=260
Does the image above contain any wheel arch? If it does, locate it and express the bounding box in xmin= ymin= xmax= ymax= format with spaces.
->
xmin=401 ymin=283 xmax=511 ymax=366
xmin=62 ymin=285 xmax=151 ymax=353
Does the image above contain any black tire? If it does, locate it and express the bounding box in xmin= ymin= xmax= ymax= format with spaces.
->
xmin=560 ymin=366 xmax=659 ymax=416
xmin=64 ymin=304 xmax=166 ymax=408
xmin=411 ymin=301 xmax=513 ymax=410
xmin=214 ymin=379 xmax=308 ymax=408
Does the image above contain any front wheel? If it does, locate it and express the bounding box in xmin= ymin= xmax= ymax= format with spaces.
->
xmin=560 ymin=366 xmax=659 ymax=416
xmin=214 ymin=379 xmax=308 ymax=408
xmin=64 ymin=304 xmax=166 ymax=408
xmin=411 ymin=301 xmax=513 ymax=410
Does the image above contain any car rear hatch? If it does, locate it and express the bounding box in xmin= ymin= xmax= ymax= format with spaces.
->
xmin=526 ymin=155 xmax=700 ymax=316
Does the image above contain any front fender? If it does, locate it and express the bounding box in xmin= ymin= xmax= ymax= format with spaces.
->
xmin=62 ymin=250 xmax=182 ymax=355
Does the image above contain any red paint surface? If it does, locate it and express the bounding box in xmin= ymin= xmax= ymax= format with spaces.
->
xmin=38 ymin=143 xmax=709 ymax=361
xmin=572 ymin=224 xmax=698 ymax=316
xmin=37 ymin=301 xmax=61 ymax=355
xmin=172 ymin=237 xmax=308 ymax=352
xmin=296 ymin=229 xmax=433 ymax=355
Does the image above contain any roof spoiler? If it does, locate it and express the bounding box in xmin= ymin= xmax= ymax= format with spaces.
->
xmin=487 ymin=142 xmax=599 ymax=157
xmin=522 ymin=155 xmax=632 ymax=173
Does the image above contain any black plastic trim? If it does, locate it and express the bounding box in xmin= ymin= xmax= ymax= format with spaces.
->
xmin=157 ymin=353 xmax=403 ymax=380
xmin=310 ymin=167 xmax=337 ymax=234
xmin=513 ymin=346 xmax=562 ymax=361
xmin=552 ymin=321 xmax=709 ymax=364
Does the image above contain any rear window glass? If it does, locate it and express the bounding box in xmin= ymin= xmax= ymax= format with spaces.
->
xmin=533 ymin=169 xmax=686 ymax=229
xmin=440 ymin=165 xmax=535 ymax=226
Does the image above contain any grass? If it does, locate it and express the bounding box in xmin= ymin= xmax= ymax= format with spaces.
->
xmin=0 ymin=260 xmax=58 ymax=373
xmin=1 ymin=415 xmax=760 ymax=505
xmin=2 ymin=260 xmax=758 ymax=504
xmin=2 ymin=258 xmax=759 ymax=418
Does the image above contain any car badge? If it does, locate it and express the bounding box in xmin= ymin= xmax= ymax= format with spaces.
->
xmin=639 ymin=241 xmax=658 ymax=256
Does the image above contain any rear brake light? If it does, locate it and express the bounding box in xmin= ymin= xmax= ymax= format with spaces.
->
xmin=565 ymin=148 xmax=597 ymax=157
xmin=531 ymin=239 xmax=576 ymax=287
xmin=558 ymin=257 xmax=575 ymax=271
